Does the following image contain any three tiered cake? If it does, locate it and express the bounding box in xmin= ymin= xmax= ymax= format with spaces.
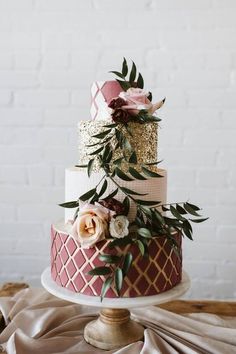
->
xmin=50 ymin=59 xmax=207 ymax=299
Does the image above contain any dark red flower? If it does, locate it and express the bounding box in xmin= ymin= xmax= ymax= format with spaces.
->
xmin=108 ymin=97 xmax=127 ymax=109
xmin=111 ymin=108 xmax=130 ymax=124
xmin=99 ymin=198 xmax=125 ymax=215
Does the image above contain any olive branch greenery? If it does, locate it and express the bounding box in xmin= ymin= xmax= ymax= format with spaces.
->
xmin=60 ymin=120 xmax=208 ymax=300
xmin=109 ymin=57 xmax=154 ymax=103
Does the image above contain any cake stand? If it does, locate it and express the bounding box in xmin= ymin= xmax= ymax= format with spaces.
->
xmin=41 ymin=267 xmax=190 ymax=350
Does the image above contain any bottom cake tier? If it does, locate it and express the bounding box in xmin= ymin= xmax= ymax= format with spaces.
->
xmin=51 ymin=222 xmax=182 ymax=298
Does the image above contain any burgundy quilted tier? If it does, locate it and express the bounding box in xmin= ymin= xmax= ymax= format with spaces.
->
xmin=51 ymin=224 xmax=182 ymax=298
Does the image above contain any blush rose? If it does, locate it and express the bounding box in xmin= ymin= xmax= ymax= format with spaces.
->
xmin=71 ymin=203 xmax=114 ymax=249
xmin=119 ymin=88 xmax=165 ymax=116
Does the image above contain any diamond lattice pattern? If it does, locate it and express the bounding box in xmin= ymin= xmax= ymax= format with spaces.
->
xmin=51 ymin=225 xmax=182 ymax=298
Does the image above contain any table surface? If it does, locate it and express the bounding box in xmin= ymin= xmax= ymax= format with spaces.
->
xmin=0 ymin=282 xmax=236 ymax=316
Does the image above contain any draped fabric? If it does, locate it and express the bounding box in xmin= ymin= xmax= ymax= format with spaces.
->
xmin=0 ymin=288 xmax=236 ymax=354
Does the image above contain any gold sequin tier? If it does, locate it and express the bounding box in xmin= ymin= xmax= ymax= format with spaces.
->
xmin=78 ymin=120 xmax=158 ymax=172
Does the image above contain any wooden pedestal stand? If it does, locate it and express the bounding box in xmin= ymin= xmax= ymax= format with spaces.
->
xmin=84 ymin=308 xmax=144 ymax=350
xmin=41 ymin=268 xmax=190 ymax=351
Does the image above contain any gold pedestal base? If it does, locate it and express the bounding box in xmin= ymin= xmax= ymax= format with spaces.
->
xmin=84 ymin=308 xmax=144 ymax=350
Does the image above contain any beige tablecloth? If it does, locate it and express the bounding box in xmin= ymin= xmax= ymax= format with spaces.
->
xmin=0 ymin=288 xmax=236 ymax=354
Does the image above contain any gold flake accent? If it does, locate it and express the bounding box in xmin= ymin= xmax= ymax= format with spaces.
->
xmin=77 ymin=120 xmax=158 ymax=172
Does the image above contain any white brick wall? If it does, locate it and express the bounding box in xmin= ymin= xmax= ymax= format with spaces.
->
xmin=0 ymin=0 xmax=235 ymax=299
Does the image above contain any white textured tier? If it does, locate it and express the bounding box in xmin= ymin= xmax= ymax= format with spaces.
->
xmin=65 ymin=167 xmax=167 ymax=222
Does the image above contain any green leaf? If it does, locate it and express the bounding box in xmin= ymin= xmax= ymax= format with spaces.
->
xmin=110 ymin=70 xmax=125 ymax=79
xmin=87 ymin=159 xmax=95 ymax=177
xmin=183 ymin=219 xmax=193 ymax=233
xmin=92 ymin=129 xmax=112 ymax=139
xmin=183 ymin=227 xmax=193 ymax=240
xmin=90 ymin=192 xmax=99 ymax=203
xmin=138 ymin=227 xmax=152 ymax=238
xmin=145 ymin=160 xmax=163 ymax=166
xmin=129 ymin=151 xmax=137 ymax=164
xmin=176 ymin=204 xmax=188 ymax=215
xmin=115 ymin=267 xmax=123 ymax=296
xmin=164 ymin=216 xmax=182 ymax=228
xmin=185 ymin=202 xmax=200 ymax=211
xmin=167 ymin=234 xmax=180 ymax=249
xmin=129 ymin=167 xmax=147 ymax=180
xmin=115 ymin=167 xmax=134 ymax=181
xmin=75 ymin=164 xmax=87 ymax=168
xmin=147 ymin=92 xmax=152 ymax=102
xmin=135 ymin=215 xmax=145 ymax=227
xmin=115 ymin=128 xmax=122 ymax=144
xmin=103 ymin=123 xmax=118 ymax=128
xmin=137 ymin=73 xmax=144 ymax=89
xmin=123 ymin=124 xmax=133 ymax=137
xmin=102 ymin=144 xmax=111 ymax=162
xmin=59 ymin=201 xmax=79 ymax=208
xmin=79 ymin=187 xmax=96 ymax=202
xmin=89 ymin=146 xmax=104 ymax=156
xmin=121 ymin=187 xmax=147 ymax=196
xmin=122 ymin=252 xmax=133 ymax=276
xmin=99 ymin=254 xmax=121 ymax=264
xmin=87 ymin=266 xmax=112 ymax=276
xmin=123 ymin=196 xmax=130 ymax=216
xmin=184 ymin=202 xmax=201 ymax=217
xmin=129 ymin=61 xmax=137 ymax=83
xmin=142 ymin=167 xmax=164 ymax=178
xmin=105 ymin=188 xmax=118 ymax=199
xmin=113 ymin=157 xmax=124 ymax=167
xmin=122 ymin=137 xmax=132 ymax=152
xmin=98 ymin=179 xmax=108 ymax=198
xmin=152 ymin=210 xmax=165 ymax=224
xmin=162 ymin=205 xmax=169 ymax=212
xmin=145 ymin=115 xmax=161 ymax=122
xmin=189 ymin=218 xmax=209 ymax=223
xmin=122 ymin=57 xmax=128 ymax=76
xmin=170 ymin=205 xmax=185 ymax=221
xmin=101 ymin=277 xmax=113 ymax=301
xmin=108 ymin=237 xmax=133 ymax=248
xmin=106 ymin=151 xmax=113 ymax=164
xmin=139 ymin=205 xmax=152 ymax=217
xmin=86 ymin=141 xmax=102 ymax=147
xmin=73 ymin=207 xmax=80 ymax=221
xmin=136 ymin=199 xmax=160 ymax=206
xmin=171 ymin=245 xmax=181 ymax=260
xmin=136 ymin=240 xmax=145 ymax=256
xmin=116 ymin=79 xmax=130 ymax=91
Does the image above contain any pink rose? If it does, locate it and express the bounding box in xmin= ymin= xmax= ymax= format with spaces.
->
xmin=71 ymin=203 xmax=115 ymax=249
xmin=119 ymin=88 xmax=165 ymax=116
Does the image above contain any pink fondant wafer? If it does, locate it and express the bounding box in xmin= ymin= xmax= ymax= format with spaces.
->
xmin=90 ymin=81 xmax=123 ymax=120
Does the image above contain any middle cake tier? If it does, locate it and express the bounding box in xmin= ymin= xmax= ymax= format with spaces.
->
xmin=77 ymin=120 xmax=158 ymax=172
xmin=65 ymin=167 xmax=167 ymax=223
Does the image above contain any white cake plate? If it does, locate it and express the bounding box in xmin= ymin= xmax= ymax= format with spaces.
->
xmin=41 ymin=267 xmax=190 ymax=350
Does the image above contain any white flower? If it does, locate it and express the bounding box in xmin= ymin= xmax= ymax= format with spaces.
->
xmin=109 ymin=215 xmax=129 ymax=239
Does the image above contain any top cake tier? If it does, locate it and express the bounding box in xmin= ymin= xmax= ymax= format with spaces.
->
xmin=90 ymin=80 xmax=123 ymax=120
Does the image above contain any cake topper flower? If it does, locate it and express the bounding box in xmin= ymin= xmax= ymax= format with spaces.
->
xmin=109 ymin=58 xmax=165 ymax=124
